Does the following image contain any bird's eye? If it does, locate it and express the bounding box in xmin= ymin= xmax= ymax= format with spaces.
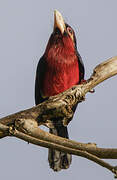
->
xmin=67 ymin=27 xmax=73 ymax=35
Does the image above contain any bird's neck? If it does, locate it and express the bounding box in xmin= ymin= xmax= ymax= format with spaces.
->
xmin=44 ymin=36 xmax=76 ymax=63
xmin=45 ymin=49 xmax=77 ymax=67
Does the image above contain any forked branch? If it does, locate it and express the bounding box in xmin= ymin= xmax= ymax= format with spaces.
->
xmin=0 ymin=56 xmax=117 ymax=177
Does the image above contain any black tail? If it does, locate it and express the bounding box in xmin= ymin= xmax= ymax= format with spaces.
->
xmin=48 ymin=123 xmax=72 ymax=171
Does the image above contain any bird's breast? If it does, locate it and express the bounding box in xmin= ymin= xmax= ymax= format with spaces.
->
xmin=41 ymin=54 xmax=79 ymax=97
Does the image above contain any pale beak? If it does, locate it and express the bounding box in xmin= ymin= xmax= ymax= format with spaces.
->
xmin=54 ymin=10 xmax=66 ymax=34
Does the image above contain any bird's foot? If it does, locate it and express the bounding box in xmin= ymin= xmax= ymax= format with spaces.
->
xmin=80 ymin=79 xmax=95 ymax=93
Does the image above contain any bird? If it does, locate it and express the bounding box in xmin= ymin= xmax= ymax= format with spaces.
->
xmin=35 ymin=10 xmax=85 ymax=171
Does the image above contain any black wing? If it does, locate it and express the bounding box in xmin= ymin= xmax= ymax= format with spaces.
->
xmin=77 ymin=51 xmax=85 ymax=81
xmin=35 ymin=56 xmax=48 ymax=105
xmin=72 ymin=28 xmax=85 ymax=81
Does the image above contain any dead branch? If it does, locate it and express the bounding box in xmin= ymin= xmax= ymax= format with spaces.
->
xmin=0 ymin=122 xmax=117 ymax=177
xmin=0 ymin=56 xmax=117 ymax=177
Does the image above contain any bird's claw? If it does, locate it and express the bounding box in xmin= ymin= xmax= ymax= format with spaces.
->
xmin=89 ymin=89 xmax=95 ymax=93
xmin=80 ymin=79 xmax=95 ymax=93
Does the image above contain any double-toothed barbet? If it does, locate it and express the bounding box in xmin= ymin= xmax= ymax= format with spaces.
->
xmin=35 ymin=10 xmax=85 ymax=171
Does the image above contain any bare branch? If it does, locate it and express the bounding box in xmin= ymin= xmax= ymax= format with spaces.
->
xmin=0 ymin=56 xmax=117 ymax=177
xmin=0 ymin=56 xmax=117 ymax=129
xmin=0 ymin=122 xmax=117 ymax=177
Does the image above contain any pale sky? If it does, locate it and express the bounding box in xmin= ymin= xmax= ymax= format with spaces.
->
xmin=0 ymin=0 xmax=117 ymax=179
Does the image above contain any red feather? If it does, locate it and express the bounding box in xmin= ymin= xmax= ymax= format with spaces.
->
xmin=41 ymin=35 xmax=79 ymax=97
